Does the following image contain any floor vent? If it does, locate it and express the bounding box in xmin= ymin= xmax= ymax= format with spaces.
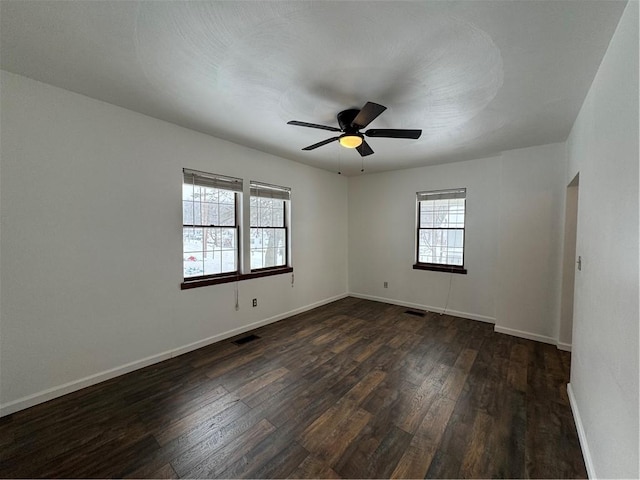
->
xmin=405 ymin=310 xmax=426 ymax=317
xmin=232 ymin=334 xmax=260 ymax=345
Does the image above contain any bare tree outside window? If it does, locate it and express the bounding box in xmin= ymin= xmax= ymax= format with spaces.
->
xmin=182 ymin=170 xmax=241 ymax=279
xmin=250 ymin=196 xmax=286 ymax=269
xmin=250 ymin=181 xmax=290 ymax=271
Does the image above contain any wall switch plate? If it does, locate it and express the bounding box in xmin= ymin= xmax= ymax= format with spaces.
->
xmin=252 ymin=298 xmax=257 ymax=307
xmin=384 ymin=282 xmax=388 ymax=288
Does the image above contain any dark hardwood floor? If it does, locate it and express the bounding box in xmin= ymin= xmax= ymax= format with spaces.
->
xmin=0 ymin=297 xmax=587 ymax=478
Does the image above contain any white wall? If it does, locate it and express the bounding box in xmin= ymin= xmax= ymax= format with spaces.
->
xmin=0 ymin=71 xmax=348 ymax=415
xmin=495 ymin=143 xmax=566 ymax=343
xmin=348 ymin=142 xmax=566 ymax=345
xmin=565 ymin=1 xmax=639 ymax=478
xmin=348 ymin=156 xmax=500 ymax=323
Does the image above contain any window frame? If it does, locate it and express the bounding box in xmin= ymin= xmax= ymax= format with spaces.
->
xmin=180 ymin=172 xmax=293 ymax=290
xmin=249 ymin=181 xmax=291 ymax=273
xmin=249 ymin=197 xmax=289 ymax=272
xmin=181 ymin=169 xmax=243 ymax=285
xmin=413 ymin=188 xmax=468 ymax=275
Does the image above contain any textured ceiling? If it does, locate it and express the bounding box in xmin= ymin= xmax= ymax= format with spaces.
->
xmin=0 ymin=1 xmax=627 ymax=175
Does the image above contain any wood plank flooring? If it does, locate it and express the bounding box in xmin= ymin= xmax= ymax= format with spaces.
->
xmin=0 ymin=297 xmax=587 ymax=478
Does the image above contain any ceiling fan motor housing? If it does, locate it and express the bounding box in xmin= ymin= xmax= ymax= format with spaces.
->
xmin=337 ymin=108 xmax=361 ymax=133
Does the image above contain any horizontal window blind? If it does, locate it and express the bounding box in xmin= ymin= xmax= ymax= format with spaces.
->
xmin=416 ymin=188 xmax=466 ymax=202
xmin=183 ymin=168 xmax=243 ymax=192
xmin=250 ymin=181 xmax=291 ymax=200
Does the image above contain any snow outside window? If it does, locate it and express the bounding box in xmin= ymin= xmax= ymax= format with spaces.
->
xmin=182 ymin=169 xmax=242 ymax=279
xmin=250 ymin=181 xmax=290 ymax=271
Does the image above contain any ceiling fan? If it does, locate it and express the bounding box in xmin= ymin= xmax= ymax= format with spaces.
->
xmin=287 ymin=102 xmax=422 ymax=157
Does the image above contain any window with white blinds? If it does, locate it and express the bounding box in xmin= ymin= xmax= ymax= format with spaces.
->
xmin=182 ymin=169 xmax=241 ymax=280
xmin=415 ymin=188 xmax=467 ymax=273
xmin=250 ymin=181 xmax=290 ymax=270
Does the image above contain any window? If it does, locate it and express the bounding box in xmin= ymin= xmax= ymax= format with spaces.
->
xmin=250 ymin=181 xmax=290 ymax=271
xmin=182 ymin=169 xmax=242 ymax=281
xmin=180 ymin=171 xmax=293 ymax=290
xmin=414 ymin=188 xmax=467 ymax=274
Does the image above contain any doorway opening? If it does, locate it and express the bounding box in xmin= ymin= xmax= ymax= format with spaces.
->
xmin=559 ymin=173 xmax=579 ymax=350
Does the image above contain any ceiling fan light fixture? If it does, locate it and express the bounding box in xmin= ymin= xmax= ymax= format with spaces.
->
xmin=339 ymin=134 xmax=363 ymax=149
xmin=289 ymin=102 xmax=421 ymax=156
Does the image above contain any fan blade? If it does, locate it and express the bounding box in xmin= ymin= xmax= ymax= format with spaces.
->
xmin=365 ymin=129 xmax=422 ymax=139
xmin=287 ymin=120 xmax=341 ymax=132
xmin=351 ymin=102 xmax=387 ymax=129
xmin=302 ymin=137 xmax=340 ymax=150
xmin=356 ymin=139 xmax=374 ymax=157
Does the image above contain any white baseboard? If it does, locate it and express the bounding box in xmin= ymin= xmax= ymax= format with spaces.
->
xmin=567 ymin=383 xmax=596 ymax=478
xmin=349 ymin=293 xmax=576 ymax=351
xmin=493 ymin=325 xmax=557 ymax=346
xmin=348 ymin=292 xmax=496 ymax=324
xmin=556 ymin=341 xmax=572 ymax=352
xmin=494 ymin=326 xmax=572 ymax=351
xmin=171 ymin=293 xmax=348 ymax=358
xmin=0 ymin=351 xmax=174 ymax=418
xmin=0 ymin=293 xmax=348 ymax=418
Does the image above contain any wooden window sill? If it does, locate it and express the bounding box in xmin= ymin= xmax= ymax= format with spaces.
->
xmin=413 ymin=263 xmax=467 ymax=274
xmin=181 ymin=266 xmax=293 ymax=290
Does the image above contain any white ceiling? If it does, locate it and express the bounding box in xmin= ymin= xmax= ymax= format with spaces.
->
xmin=1 ymin=1 xmax=627 ymax=175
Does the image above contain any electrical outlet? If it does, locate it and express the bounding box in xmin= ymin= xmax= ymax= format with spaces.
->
xmin=252 ymin=298 xmax=257 ymax=307
xmin=384 ymin=281 xmax=388 ymax=288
